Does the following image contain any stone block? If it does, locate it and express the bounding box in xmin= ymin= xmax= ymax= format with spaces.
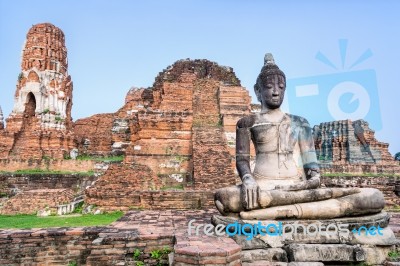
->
xmin=286 ymin=243 xmax=363 ymax=262
xmin=241 ymin=248 xmax=288 ymax=263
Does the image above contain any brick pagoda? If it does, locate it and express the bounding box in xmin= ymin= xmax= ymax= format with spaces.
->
xmin=0 ymin=23 xmax=75 ymax=160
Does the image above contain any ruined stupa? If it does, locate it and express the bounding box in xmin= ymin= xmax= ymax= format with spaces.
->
xmin=314 ymin=119 xmax=400 ymax=173
xmin=0 ymin=23 xmax=75 ymax=159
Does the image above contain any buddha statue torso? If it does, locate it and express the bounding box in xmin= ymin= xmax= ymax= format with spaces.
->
xmin=251 ymin=113 xmax=299 ymax=180
xmin=237 ymin=111 xmax=315 ymax=189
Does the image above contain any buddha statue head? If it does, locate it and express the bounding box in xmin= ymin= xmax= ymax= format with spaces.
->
xmin=254 ymin=53 xmax=286 ymax=110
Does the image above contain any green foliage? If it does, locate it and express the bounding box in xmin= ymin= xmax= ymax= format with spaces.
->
xmin=174 ymin=155 xmax=189 ymax=163
xmin=72 ymin=201 xmax=84 ymax=214
xmin=395 ymin=152 xmax=400 ymax=161
xmin=151 ymin=247 xmax=172 ymax=266
xmin=132 ymin=246 xmax=171 ymax=266
xmin=75 ymin=154 xmax=124 ymax=162
xmin=217 ymin=119 xmax=223 ymax=127
xmin=42 ymin=108 xmax=50 ymax=114
xmin=54 ymin=116 xmax=64 ymax=122
xmin=0 ymin=211 xmax=123 ymax=229
xmin=388 ymin=250 xmax=400 ymax=261
xmin=128 ymin=206 xmax=144 ymax=211
xmin=150 ymin=249 xmax=161 ymax=260
xmin=18 ymin=72 xmax=24 ymax=81
xmin=68 ymin=261 xmax=78 ymax=266
xmin=133 ymin=249 xmax=142 ymax=260
xmin=42 ymin=155 xmax=52 ymax=161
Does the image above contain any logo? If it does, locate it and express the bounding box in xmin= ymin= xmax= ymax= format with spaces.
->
xmin=187 ymin=219 xmax=383 ymax=241
xmin=286 ymin=39 xmax=382 ymax=130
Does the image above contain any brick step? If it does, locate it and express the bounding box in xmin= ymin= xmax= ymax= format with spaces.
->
xmin=173 ymin=234 xmax=241 ymax=265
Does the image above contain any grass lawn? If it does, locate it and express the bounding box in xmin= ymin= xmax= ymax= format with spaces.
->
xmin=0 ymin=212 xmax=123 ymax=229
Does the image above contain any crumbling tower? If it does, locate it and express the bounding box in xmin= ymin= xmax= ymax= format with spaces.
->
xmin=11 ymin=22 xmax=73 ymax=129
xmin=0 ymin=23 xmax=75 ymax=159
xmin=0 ymin=106 xmax=4 ymax=130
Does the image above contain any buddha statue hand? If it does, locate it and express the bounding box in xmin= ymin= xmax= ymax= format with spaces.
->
xmin=241 ymin=174 xmax=260 ymax=210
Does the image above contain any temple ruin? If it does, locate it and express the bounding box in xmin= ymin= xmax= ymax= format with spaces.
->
xmin=0 ymin=23 xmax=75 ymax=160
xmin=82 ymin=59 xmax=252 ymax=210
xmin=0 ymin=22 xmax=399 ymax=266
xmin=314 ymin=119 xmax=400 ymax=173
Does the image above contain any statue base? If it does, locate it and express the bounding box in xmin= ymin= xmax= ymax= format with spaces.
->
xmin=212 ymin=211 xmax=398 ymax=265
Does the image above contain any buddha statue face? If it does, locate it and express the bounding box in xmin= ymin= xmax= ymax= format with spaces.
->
xmin=257 ymin=74 xmax=286 ymax=110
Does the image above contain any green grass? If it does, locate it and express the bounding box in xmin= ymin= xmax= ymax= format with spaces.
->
xmin=322 ymin=172 xmax=400 ymax=177
xmin=0 ymin=212 xmax=123 ymax=229
xmin=0 ymin=169 xmax=94 ymax=176
xmin=160 ymin=184 xmax=184 ymax=190
xmin=75 ymin=155 xmax=124 ymax=162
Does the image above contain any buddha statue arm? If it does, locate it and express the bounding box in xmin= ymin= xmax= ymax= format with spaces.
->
xmin=300 ymin=120 xmax=320 ymax=186
xmin=236 ymin=116 xmax=259 ymax=210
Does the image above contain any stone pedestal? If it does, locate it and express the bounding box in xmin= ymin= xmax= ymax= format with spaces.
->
xmin=212 ymin=212 xmax=398 ymax=265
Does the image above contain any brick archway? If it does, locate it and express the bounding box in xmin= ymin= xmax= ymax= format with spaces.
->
xmin=24 ymin=92 xmax=36 ymax=117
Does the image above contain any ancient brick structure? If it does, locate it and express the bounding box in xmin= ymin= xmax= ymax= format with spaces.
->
xmin=0 ymin=209 xmax=399 ymax=265
xmin=0 ymin=23 xmax=75 ymax=160
xmin=0 ymin=188 xmax=74 ymax=215
xmin=84 ymin=59 xmax=251 ymax=210
xmin=74 ymin=113 xmax=115 ymax=156
xmin=314 ymin=119 xmax=400 ymax=173
xmin=0 ymin=106 xmax=4 ymax=130
xmin=0 ymin=173 xmax=96 ymax=196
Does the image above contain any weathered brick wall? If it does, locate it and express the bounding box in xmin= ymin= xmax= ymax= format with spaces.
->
xmin=0 ymin=188 xmax=74 ymax=215
xmin=320 ymin=163 xmax=400 ymax=175
xmin=74 ymin=113 xmax=115 ymax=156
xmin=0 ymin=158 xmax=94 ymax=172
xmin=85 ymin=164 xmax=160 ymax=209
xmin=87 ymin=190 xmax=214 ymax=212
xmin=192 ymin=128 xmax=239 ymax=190
xmin=0 ymin=227 xmax=171 ymax=265
xmin=0 ymin=173 xmax=96 ymax=195
xmin=321 ymin=175 xmax=400 ymax=208
xmin=0 ymin=227 xmax=102 ymax=265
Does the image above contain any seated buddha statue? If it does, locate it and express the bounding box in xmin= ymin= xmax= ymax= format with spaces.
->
xmin=214 ymin=54 xmax=385 ymax=220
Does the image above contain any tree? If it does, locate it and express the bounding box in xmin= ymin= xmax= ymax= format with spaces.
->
xmin=395 ymin=152 xmax=400 ymax=161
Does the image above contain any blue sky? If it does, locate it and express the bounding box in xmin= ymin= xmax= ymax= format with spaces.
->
xmin=0 ymin=0 xmax=399 ymax=155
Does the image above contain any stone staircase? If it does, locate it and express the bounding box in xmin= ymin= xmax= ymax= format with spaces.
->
xmin=9 ymin=116 xmax=43 ymax=159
